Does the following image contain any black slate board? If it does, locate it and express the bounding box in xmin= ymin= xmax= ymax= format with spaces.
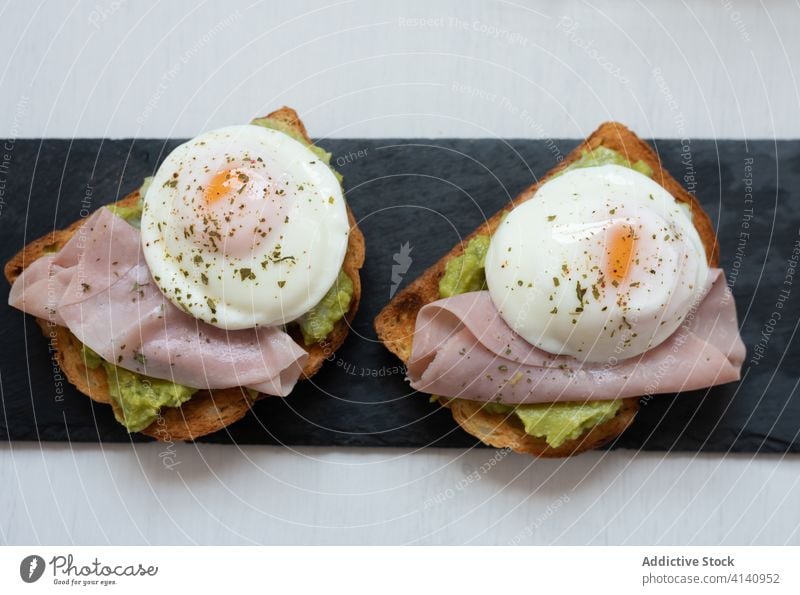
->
xmin=0 ymin=137 xmax=798 ymax=452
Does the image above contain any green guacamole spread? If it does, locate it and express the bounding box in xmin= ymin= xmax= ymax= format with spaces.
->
xmin=483 ymin=401 xmax=623 ymax=448
xmin=106 ymin=177 xmax=151 ymax=227
xmin=439 ymin=234 xmax=491 ymax=298
xmin=440 ymin=146 xmax=652 ymax=445
xmin=296 ymin=271 xmax=354 ymax=345
xmin=562 ymin=145 xmax=653 ymax=177
xmin=81 ymin=343 xmax=196 ymax=432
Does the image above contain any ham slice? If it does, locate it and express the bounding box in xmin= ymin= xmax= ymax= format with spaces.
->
xmin=407 ymin=269 xmax=745 ymax=404
xmin=9 ymin=208 xmax=308 ymax=395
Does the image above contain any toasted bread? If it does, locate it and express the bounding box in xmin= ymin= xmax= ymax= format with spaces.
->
xmin=375 ymin=122 xmax=718 ymax=457
xmin=4 ymin=107 xmax=365 ymax=441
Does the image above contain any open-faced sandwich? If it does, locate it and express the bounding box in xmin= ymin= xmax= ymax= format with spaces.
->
xmin=6 ymin=107 xmax=364 ymax=441
xmin=375 ymin=122 xmax=745 ymax=457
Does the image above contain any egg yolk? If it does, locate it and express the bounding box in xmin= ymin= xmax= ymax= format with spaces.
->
xmin=606 ymin=224 xmax=636 ymax=282
xmin=191 ymin=165 xmax=282 ymax=260
xmin=205 ymin=168 xmax=249 ymax=204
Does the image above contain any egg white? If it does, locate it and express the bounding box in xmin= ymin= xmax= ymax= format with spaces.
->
xmin=485 ymin=164 xmax=709 ymax=362
xmin=140 ymin=124 xmax=349 ymax=330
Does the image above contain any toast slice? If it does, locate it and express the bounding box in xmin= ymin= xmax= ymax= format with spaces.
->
xmin=4 ymin=107 xmax=365 ymax=442
xmin=375 ymin=122 xmax=718 ymax=457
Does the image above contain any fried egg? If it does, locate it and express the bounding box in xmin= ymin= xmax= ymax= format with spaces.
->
xmin=484 ymin=164 xmax=709 ymax=362
xmin=140 ymin=125 xmax=349 ymax=330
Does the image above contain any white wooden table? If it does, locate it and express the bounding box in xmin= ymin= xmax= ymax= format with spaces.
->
xmin=1 ymin=0 xmax=799 ymax=545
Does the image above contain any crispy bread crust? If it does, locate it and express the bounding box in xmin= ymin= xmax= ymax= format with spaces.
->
xmin=4 ymin=107 xmax=365 ymax=441
xmin=374 ymin=122 xmax=718 ymax=457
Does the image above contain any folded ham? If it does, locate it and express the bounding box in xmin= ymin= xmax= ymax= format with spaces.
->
xmin=9 ymin=208 xmax=308 ymax=395
xmin=407 ymin=269 xmax=745 ymax=404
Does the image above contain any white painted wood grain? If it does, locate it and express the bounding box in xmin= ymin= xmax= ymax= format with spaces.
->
xmin=1 ymin=0 xmax=798 ymax=545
